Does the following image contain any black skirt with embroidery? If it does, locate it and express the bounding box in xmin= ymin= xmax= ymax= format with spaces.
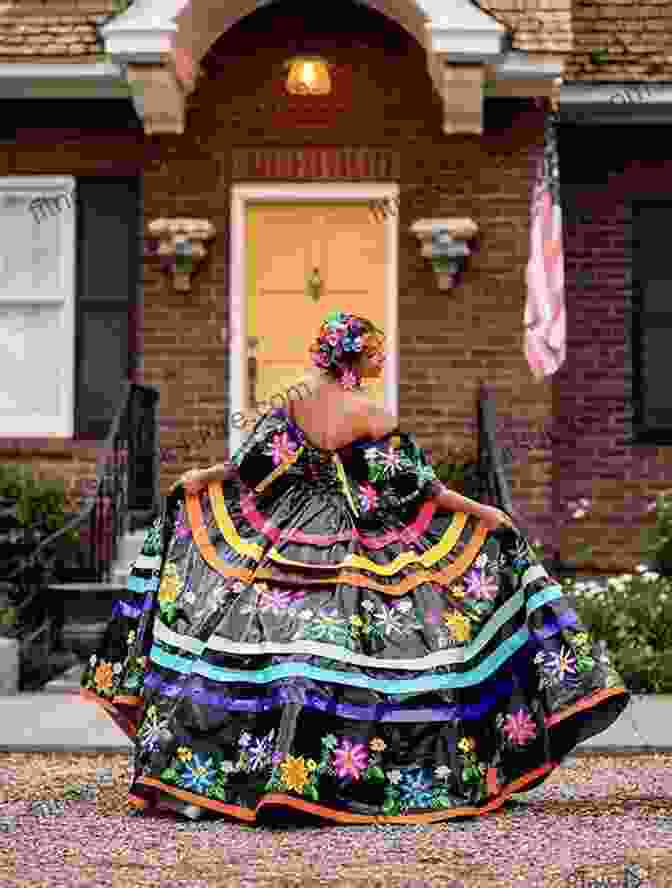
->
xmin=80 ymin=407 xmax=630 ymax=823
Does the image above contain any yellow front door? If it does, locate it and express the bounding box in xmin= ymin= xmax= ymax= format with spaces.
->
xmin=246 ymin=202 xmax=387 ymax=410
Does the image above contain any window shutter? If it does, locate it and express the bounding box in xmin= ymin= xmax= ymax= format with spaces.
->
xmin=632 ymin=202 xmax=672 ymax=441
xmin=75 ymin=178 xmax=140 ymax=439
xmin=0 ymin=177 xmax=75 ymax=436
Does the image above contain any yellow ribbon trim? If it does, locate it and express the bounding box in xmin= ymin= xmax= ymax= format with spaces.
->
xmin=208 ymin=482 xmax=264 ymax=560
xmin=333 ymin=452 xmax=359 ymax=516
xmin=207 ymin=481 xmax=468 ymax=575
xmin=255 ymin=446 xmax=305 ymax=494
xmin=186 ymin=489 xmax=488 ymax=595
xmin=265 ymin=513 xmax=468 ymax=575
xmin=253 ymin=521 xmax=488 ymax=593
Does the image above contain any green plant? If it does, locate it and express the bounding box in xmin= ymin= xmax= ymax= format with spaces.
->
xmin=0 ymin=464 xmax=79 ymax=543
xmin=590 ymin=48 xmax=610 ymax=65
xmin=640 ymin=489 xmax=672 ymax=564
xmin=564 ymin=568 xmax=672 ymax=693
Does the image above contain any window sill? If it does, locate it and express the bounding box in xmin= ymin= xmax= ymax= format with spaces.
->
xmin=0 ymin=438 xmax=103 ymax=459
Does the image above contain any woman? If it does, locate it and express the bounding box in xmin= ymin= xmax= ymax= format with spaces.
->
xmin=81 ymin=311 xmax=629 ymax=824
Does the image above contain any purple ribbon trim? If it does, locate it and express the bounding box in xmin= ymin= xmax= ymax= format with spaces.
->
xmin=112 ymin=600 xmax=141 ymax=620
xmin=141 ymin=670 xmax=514 ymax=721
xmin=531 ymin=609 xmax=578 ymax=640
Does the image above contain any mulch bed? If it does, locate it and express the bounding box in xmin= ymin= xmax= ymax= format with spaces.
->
xmin=2 ymin=752 xmax=672 ymax=887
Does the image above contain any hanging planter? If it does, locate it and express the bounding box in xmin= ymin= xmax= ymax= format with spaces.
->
xmin=147 ymin=218 xmax=216 ymax=292
xmin=410 ymin=218 xmax=479 ymax=290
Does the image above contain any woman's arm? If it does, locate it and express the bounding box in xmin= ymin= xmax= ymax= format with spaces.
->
xmin=431 ymin=482 xmax=515 ymax=531
xmin=170 ymin=461 xmax=235 ymax=494
xmin=432 ymin=481 xmax=490 ymax=519
xmin=196 ymin=461 xmax=235 ymax=484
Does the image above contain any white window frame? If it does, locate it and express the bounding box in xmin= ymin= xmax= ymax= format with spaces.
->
xmin=0 ymin=176 xmax=76 ymax=437
xmin=229 ymin=182 xmax=400 ymax=455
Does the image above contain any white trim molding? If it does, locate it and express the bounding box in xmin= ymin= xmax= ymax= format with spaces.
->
xmin=228 ymin=183 xmax=399 ymax=455
xmin=100 ymin=0 xmax=509 ymax=135
xmin=0 ymin=176 xmax=76 ymax=437
xmin=0 ymin=63 xmax=128 ymax=99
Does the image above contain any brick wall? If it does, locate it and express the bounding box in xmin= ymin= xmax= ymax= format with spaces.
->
xmin=550 ymin=124 xmax=672 ymax=571
xmin=0 ymin=0 xmax=557 ymax=547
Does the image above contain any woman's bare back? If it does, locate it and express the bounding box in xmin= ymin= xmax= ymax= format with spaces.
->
xmin=287 ymin=384 xmax=377 ymax=451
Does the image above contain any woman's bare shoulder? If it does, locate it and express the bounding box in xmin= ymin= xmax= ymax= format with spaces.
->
xmin=355 ymin=400 xmax=398 ymax=440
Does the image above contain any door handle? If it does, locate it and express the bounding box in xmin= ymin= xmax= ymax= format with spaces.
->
xmin=307 ymin=267 xmax=323 ymax=302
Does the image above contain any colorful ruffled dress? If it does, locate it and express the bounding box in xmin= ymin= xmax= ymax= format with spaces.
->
xmin=80 ymin=407 xmax=630 ymax=824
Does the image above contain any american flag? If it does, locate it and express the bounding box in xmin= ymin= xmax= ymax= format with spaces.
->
xmin=524 ymin=110 xmax=566 ymax=381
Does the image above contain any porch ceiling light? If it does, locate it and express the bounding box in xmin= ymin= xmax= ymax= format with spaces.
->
xmin=284 ymin=56 xmax=332 ymax=96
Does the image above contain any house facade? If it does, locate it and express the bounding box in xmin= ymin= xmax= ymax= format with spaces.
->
xmin=0 ymin=0 xmax=671 ymax=573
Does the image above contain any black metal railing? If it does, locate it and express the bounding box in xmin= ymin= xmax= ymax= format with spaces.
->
xmin=476 ymin=382 xmax=515 ymax=515
xmin=476 ymin=382 xmax=570 ymax=577
xmin=6 ymin=380 xmax=160 ymax=589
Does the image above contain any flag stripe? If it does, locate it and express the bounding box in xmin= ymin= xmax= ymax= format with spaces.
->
xmin=524 ymin=114 xmax=566 ymax=382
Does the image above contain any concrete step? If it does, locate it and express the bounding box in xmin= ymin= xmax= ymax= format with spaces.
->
xmin=41 ymin=661 xmax=85 ymax=694
xmin=106 ymin=529 xmax=152 ymax=588
xmin=61 ymin=620 xmax=108 ymax=660
xmin=47 ymin=583 xmax=127 ymax=620
xmin=115 ymin=530 xmax=149 ymax=566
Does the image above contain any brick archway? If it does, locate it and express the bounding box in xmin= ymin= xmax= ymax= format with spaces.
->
xmin=173 ymin=0 xmax=446 ymax=87
xmin=102 ymin=0 xmax=516 ymax=135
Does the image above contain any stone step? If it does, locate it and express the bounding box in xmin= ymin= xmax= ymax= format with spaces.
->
xmin=115 ymin=530 xmax=148 ymax=567
xmin=46 ymin=583 xmax=127 ymax=623
xmin=60 ymin=620 xmax=108 ymax=660
xmin=41 ymin=661 xmax=85 ymax=694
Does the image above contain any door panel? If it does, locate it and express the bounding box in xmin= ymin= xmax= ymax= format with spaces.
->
xmin=246 ymin=202 xmax=387 ymax=410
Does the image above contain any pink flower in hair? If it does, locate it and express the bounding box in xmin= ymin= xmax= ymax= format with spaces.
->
xmin=267 ymin=432 xmax=298 ymax=466
xmin=340 ymin=368 xmax=360 ymax=390
xmin=312 ymin=350 xmax=330 ymax=369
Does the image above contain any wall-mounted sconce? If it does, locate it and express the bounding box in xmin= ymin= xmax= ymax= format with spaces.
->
xmin=410 ymin=218 xmax=479 ymax=290
xmin=285 ymin=56 xmax=332 ymax=96
xmin=147 ymin=218 xmax=216 ymax=291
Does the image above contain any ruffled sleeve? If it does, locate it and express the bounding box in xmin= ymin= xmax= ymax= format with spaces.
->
xmin=230 ymin=408 xmax=305 ymax=494
xmin=355 ymin=430 xmax=438 ymax=517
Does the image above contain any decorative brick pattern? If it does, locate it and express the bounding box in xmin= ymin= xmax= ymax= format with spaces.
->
xmin=565 ymin=0 xmax=672 ymax=80
xmin=0 ymin=2 xmax=117 ymax=61
xmin=231 ymin=147 xmax=400 ymax=181
xmin=480 ymin=0 xmax=574 ymax=54
xmin=468 ymin=0 xmax=672 ymax=78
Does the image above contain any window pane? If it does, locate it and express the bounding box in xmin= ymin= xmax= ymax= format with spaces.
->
xmin=75 ymin=178 xmax=139 ymax=438
xmin=0 ymin=178 xmax=74 ymax=436
xmin=0 ymin=304 xmax=64 ymax=428
xmin=0 ymin=192 xmax=65 ymax=302
xmin=634 ymin=208 xmax=672 ymax=434
xmin=77 ymin=310 xmax=128 ymax=428
xmin=78 ymin=180 xmax=138 ymax=303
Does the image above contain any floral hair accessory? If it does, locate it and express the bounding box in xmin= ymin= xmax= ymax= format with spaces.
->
xmin=309 ymin=311 xmax=384 ymax=390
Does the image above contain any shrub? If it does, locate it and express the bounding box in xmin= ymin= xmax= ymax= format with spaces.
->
xmin=0 ymin=464 xmax=78 ymax=539
xmin=565 ymin=569 xmax=672 ymax=693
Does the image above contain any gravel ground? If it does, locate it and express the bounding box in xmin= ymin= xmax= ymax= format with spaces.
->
xmin=2 ymin=753 xmax=672 ymax=888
